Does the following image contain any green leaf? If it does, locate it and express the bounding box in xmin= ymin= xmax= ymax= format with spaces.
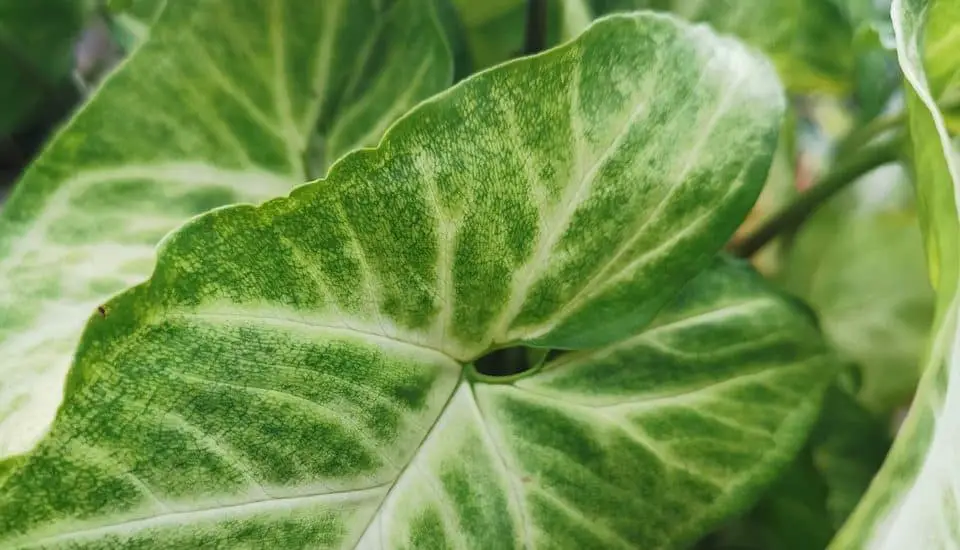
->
xmin=450 ymin=0 xmax=523 ymax=69
xmin=0 ymin=0 xmax=453 ymax=459
xmin=924 ymin=0 xmax=960 ymax=131
xmin=703 ymin=452 xmax=835 ymax=550
xmin=851 ymin=16 xmax=899 ymax=123
xmin=0 ymin=13 xmax=836 ymax=547
xmin=107 ymin=0 xmax=473 ymax=81
xmin=705 ymin=385 xmax=889 ymax=550
xmin=453 ymin=0 xmax=858 ymax=94
xmin=831 ymin=0 xmax=960 ymax=546
xmin=923 ymin=0 xmax=960 ymax=100
xmin=429 ymin=0 xmax=475 ymax=81
xmin=781 ymin=167 xmax=934 ymax=414
xmin=589 ymin=0 xmax=856 ymax=93
xmin=451 ymin=0 xmax=582 ymax=70
xmin=0 ymin=0 xmax=93 ymax=136
xmin=830 ymin=0 xmax=889 ymax=24
xmin=812 ymin=386 xmax=891 ymax=528
xmin=0 ymin=253 xmax=835 ymax=547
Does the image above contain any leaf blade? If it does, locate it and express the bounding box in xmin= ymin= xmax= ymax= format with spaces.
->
xmin=0 ymin=0 xmax=453 ymax=459
xmin=0 ymin=13 xmax=815 ymax=548
xmin=370 ymin=259 xmax=835 ymax=548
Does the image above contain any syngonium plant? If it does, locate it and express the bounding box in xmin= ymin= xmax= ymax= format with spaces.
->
xmin=0 ymin=0 xmax=454 ymax=458
xmin=5 ymin=0 xmax=960 ymax=547
xmin=0 ymin=1 xmax=844 ymax=547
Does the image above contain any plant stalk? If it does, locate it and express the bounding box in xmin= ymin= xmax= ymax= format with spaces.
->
xmin=730 ymin=137 xmax=902 ymax=258
xmin=834 ymin=111 xmax=905 ymax=158
xmin=524 ymin=0 xmax=548 ymax=55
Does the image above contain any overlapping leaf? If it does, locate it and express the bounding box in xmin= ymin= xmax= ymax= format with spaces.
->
xmin=831 ymin=0 xmax=960 ymax=547
xmin=0 ymin=13 xmax=837 ymax=548
xmin=706 ymin=385 xmax=889 ymax=550
xmin=451 ymin=0 xmax=592 ymax=71
xmin=0 ymin=0 xmax=453 ymax=459
xmin=450 ymin=0 xmax=525 ymax=69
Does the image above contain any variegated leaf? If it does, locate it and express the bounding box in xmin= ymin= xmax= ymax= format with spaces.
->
xmin=830 ymin=0 xmax=960 ymax=547
xmin=0 ymin=0 xmax=453 ymax=458
xmin=0 ymin=13 xmax=838 ymax=548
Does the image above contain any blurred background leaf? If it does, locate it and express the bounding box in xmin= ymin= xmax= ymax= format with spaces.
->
xmin=0 ymin=0 xmax=94 ymax=138
xmin=453 ymin=0 xmax=860 ymax=94
xmin=779 ymin=163 xmax=934 ymax=414
xmin=591 ymin=0 xmax=857 ymax=93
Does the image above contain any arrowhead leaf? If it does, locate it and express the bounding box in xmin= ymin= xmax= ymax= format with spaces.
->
xmin=0 ymin=0 xmax=453 ymax=458
xmin=0 ymin=13 xmax=837 ymax=548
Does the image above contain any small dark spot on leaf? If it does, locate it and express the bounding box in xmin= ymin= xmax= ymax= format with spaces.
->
xmin=97 ymin=306 xmax=106 ymax=317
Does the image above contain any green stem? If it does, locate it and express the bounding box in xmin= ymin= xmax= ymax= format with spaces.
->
xmin=731 ymin=97 xmax=960 ymax=258
xmin=523 ymin=0 xmax=548 ymax=55
xmin=730 ymin=137 xmax=902 ymax=258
